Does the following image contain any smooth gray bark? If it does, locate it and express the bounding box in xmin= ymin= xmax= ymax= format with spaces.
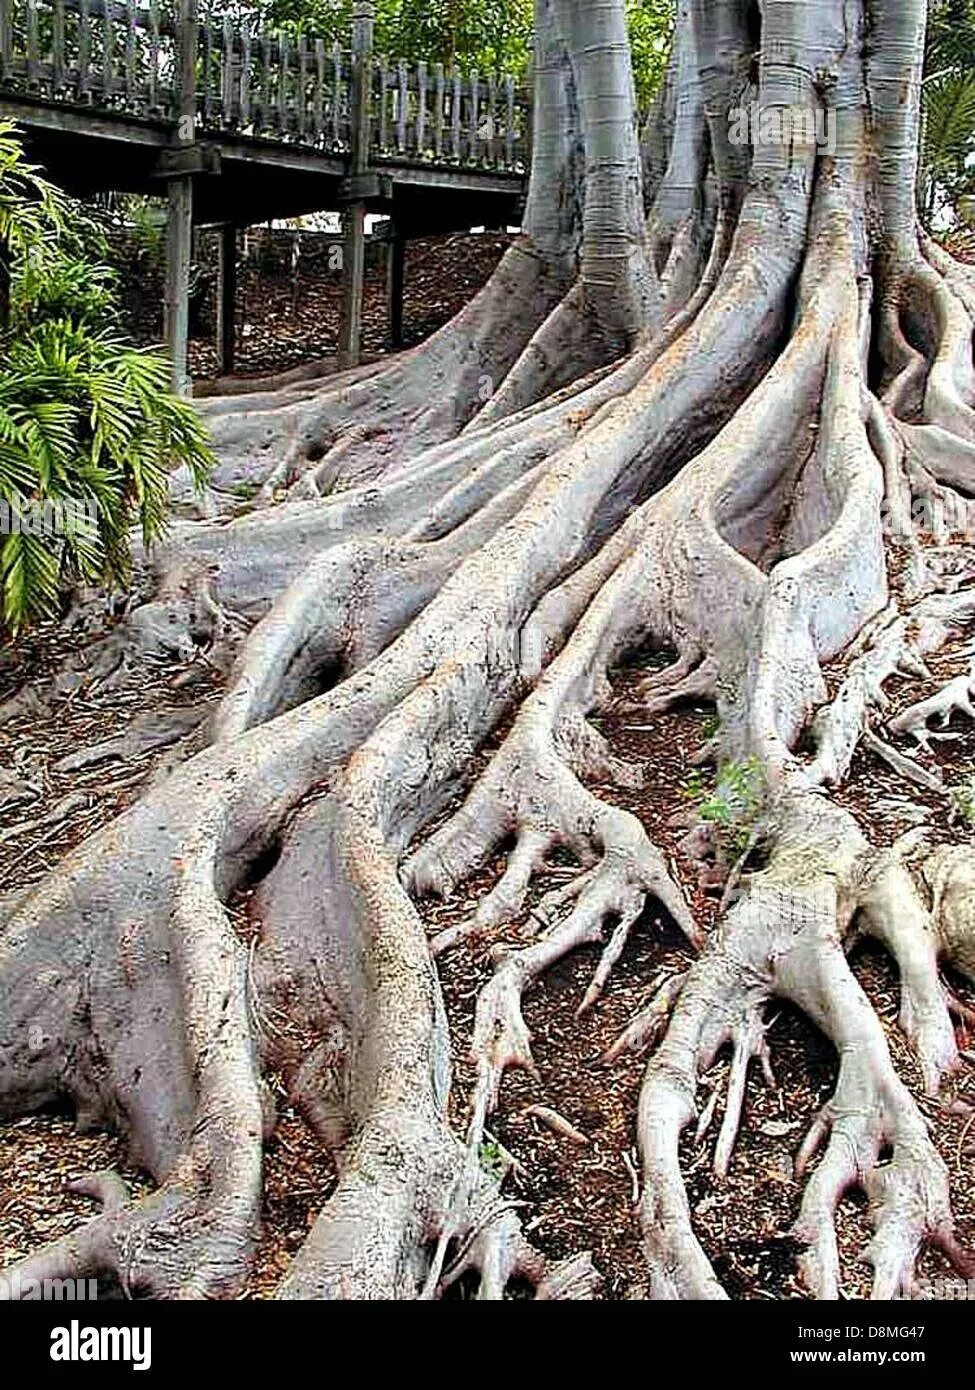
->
xmin=3 ymin=0 xmax=975 ymax=1304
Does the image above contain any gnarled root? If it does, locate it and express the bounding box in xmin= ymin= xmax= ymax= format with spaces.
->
xmin=203 ymin=240 xmax=572 ymax=503
xmin=889 ymin=654 xmax=975 ymax=749
xmin=0 ymin=819 xmax=265 ymax=1298
xmin=637 ymin=794 xmax=971 ymax=1300
xmin=924 ymin=846 xmax=975 ymax=985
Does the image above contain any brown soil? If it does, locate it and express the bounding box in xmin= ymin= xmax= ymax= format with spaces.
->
xmin=114 ymin=229 xmax=512 ymax=384
xmin=244 ymin=1075 xmax=338 ymax=1299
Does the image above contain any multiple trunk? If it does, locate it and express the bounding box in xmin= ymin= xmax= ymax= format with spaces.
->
xmin=2 ymin=0 xmax=975 ymax=1300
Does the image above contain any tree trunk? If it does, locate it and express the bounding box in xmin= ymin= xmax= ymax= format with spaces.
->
xmin=3 ymin=0 xmax=975 ymax=1301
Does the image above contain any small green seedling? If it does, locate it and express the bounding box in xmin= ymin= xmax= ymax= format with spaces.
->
xmin=478 ymin=1139 xmax=506 ymax=1181
xmin=683 ymin=757 xmax=767 ymax=859
xmin=950 ymin=774 xmax=975 ymax=827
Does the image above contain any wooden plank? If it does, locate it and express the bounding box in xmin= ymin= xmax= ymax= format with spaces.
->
xmin=296 ymin=31 xmax=306 ymax=138
xmin=26 ymin=0 xmax=40 ymax=87
xmin=258 ymin=32 xmax=271 ymax=131
xmin=504 ymin=74 xmax=515 ymax=167
xmin=148 ymin=0 xmax=160 ymax=110
xmin=349 ymin=6 xmax=372 ymax=174
xmin=331 ymin=39 xmax=341 ymax=145
xmin=52 ymin=0 xmax=66 ymax=91
xmin=239 ymin=23 xmax=251 ymax=127
xmin=416 ymin=59 xmax=426 ymax=156
xmin=164 ymin=0 xmax=199 ymax=392
xmin=221 ymin=13 xmax=233 ymax=125
xmin=201 ymin=8 xmax=213 ymax=124
xmin=0 ymin=0 xmax=12 ymax=81
xmin=215 ymin=222 xmax=236 ymax=375
xmin=486 ymin=72 xmax=496 ymax=166
xmin=175 ymin=0 xmax=197 ymax=138
xmin=378 ymin=56 xmax=389 ymax=150
xmin=468 ymin=68 xmax=479 ymax=164
xmin=450 ymin=66 xmax=461 ymax=161
xmin=124 ymin=0 xmax=136 ymax=104
xmin=100 ymin=0 xmax=113 ymax=98
xmin=396 ymin=58 xmax=407 ymax=153
xmin=277 ymin=29 xmax=289 ymax=133
xmin=78 ymin=0 xmax=92 ymax=98
xmin=313 ymin=35 xmax=323 ymax=139
xmin=163 ymin=175 xmax=193 ymax=395
xmin=433 ymin=61 xmax=444 ymax=160
xmin=339 ymin=0 xmax=374 ymax=369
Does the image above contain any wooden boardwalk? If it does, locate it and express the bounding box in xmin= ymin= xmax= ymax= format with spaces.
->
xmin=0 ymin=0 xmax=531 ymax=384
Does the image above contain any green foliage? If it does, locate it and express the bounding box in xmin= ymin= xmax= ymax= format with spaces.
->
xmin=950 ymin=773 xmax=975 ymax=826
xmin=700 ymin=712 xmax=721 ymax=740
xmin=478 ymin=1138 xmax=505 ymax=1180
xmin=13 ymin=251 xmax=118 ymax=330
xmin=922 ymin=0 xmax=975 ymax=227
xmin=625 ymin=0 xmax=676 ymax=109
xmin=123 ymin=196 xmax=167 ymax=273
xmin=258 ymin=0 xmax=532 ymax=78
xmin=0 ymin=125 xmax=63 ymax=271
xmin=0 ymin=123 xmax=212 ymax=634
xmin=682 ymin=757 xmax=767 ymax=858
xmin=255 ymin=0 xmax=674 ymax=103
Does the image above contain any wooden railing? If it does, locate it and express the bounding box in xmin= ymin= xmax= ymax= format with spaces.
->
xmin=0 ymin=0 xmax=531 ymax=170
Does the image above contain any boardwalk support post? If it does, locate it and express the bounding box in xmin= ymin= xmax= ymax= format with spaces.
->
xmin=216 ymin=222 xmax=237 ymax=376
xmin=386 ymin=223 xmax=405 ymax=350
xmin=164 ymin=178 xmax=193 ymax=396
xmin=163 ymin=0 xmax=198 ymax=396
xmin=338 ymin=0 xmax=375 ymax=369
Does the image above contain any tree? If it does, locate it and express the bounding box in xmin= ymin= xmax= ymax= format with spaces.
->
xmin=3 ymin=0 xmax=975 ymax=1301
xmin=0 ymin=125 xmax=212 ymax=633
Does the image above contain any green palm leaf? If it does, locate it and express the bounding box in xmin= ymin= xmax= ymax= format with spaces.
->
xmin=0 ymin=126 xmax=213 ymax=633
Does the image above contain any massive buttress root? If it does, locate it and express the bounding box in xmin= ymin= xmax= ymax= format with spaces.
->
xmin=3 ymin=0 xmax=975 ymax=1301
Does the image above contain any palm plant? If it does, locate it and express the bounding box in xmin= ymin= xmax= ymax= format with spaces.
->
xmin=921 ymin=0 xmax=975 ymax=228
xmin=0 ymin=122 xmax=212 ymax=634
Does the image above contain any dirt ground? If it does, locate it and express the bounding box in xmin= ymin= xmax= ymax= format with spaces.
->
xmin=112 ymin=228 xmax=513 ymax=384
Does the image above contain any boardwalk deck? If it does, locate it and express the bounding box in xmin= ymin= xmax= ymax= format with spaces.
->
xmin=0 ymin=0 xmax=531 ymax=383
xmin=0 ymin=0 xmax=530 ymax=187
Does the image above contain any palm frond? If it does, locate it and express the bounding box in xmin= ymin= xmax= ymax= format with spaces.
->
xmin=0 ymin=126 xmax=214 ymax=632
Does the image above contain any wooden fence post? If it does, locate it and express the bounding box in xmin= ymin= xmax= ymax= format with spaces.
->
xmin=163 ymin=0 xmax=198 ymax=396
xmin=338 ymin=0 xmax=374 ymax=369
xmin=0 ymin=0 xmax=11 ymax=81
